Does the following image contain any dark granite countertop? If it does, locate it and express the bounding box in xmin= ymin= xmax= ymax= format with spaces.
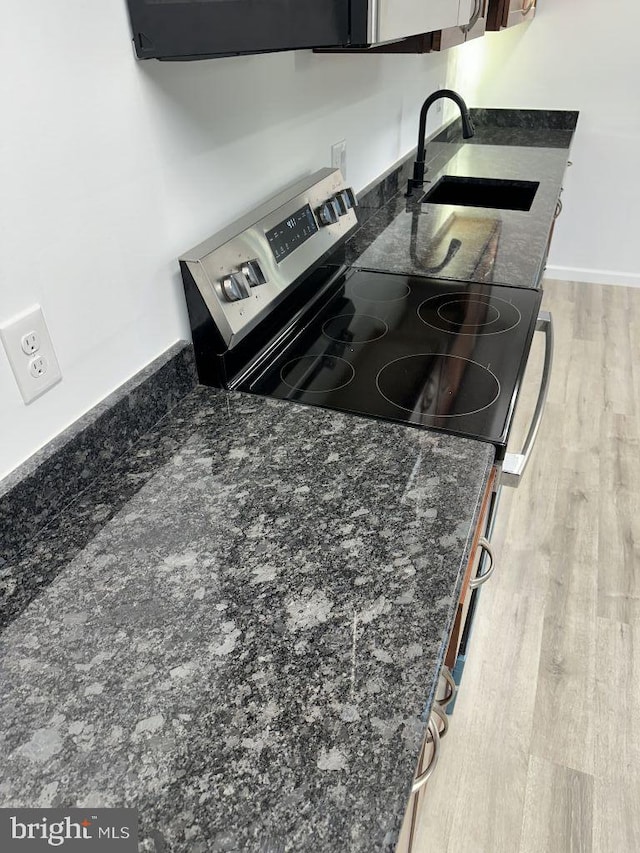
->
xmin=345 ymin=109 xmax=577 ymax=290
xmin=0 ymin=387 xmax=494 ymax=852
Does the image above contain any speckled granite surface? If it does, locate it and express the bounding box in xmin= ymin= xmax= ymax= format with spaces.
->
xmin=344 ymin=109 xmax=577 ymax=289
xmin=0 ymin=343 xmax=197 ymax=567
xmin=0 ymin=386 xmax=494 ymax=852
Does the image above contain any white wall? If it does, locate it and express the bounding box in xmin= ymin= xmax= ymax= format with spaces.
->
xmin=0 ymin=1 xmax=454 ymax=480
xmin=449 ymin=0 xmax=640 ymax=287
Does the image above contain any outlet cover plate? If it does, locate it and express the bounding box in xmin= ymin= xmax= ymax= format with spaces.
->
xmin=0 ymin=306 xmax=62 ymax=403
xmin=331 ymin=140 xmax=347 ymax=179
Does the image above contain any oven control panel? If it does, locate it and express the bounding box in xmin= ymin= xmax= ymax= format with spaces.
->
xmin=179 ymin=168 xmax=358 ymax=349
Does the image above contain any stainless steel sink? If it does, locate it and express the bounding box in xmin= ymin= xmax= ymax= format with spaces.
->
xmin=421 ymin=176 xmax=539 ymax=211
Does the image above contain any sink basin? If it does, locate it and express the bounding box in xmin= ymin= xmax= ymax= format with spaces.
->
xmin=421 ymin=176 xmax=539 ymax=211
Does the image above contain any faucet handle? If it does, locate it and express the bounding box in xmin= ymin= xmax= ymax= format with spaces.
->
xmin=406 ymin=161 xmax=427 ymax=197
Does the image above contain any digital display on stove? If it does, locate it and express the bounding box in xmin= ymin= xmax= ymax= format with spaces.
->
xmin=266 ymin=205 xmax=318 ymax=264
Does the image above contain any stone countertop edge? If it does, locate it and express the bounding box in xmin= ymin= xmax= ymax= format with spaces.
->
xmin=0 ymin=386 xmax=495 ymax=852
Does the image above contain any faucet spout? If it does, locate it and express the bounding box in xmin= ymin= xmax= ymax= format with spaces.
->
xmin=406 ymin=89 xmax=474 ymax=197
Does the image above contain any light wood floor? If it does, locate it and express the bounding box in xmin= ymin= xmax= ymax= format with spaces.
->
xmin=412 ymin=279 xmax=640 ymax=853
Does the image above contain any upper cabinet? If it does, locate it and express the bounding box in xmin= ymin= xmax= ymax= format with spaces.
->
xmin=431 ymin=0 xmax=536 ymax=52
xmin=126 ymin=0 xmax=476 ymax=60
xmin=486 ymin=0 xmax=536 ymax=30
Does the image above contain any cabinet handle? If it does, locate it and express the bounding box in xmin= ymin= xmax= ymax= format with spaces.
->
xmin=469 ymin=537 xmax=495 ymax=589
xmin=431 ymin=702 xmax=450 ymax=738
xmin=554 ymin=197 xmax=563 ymax=219
xmin=438 ymin=665 xmax=457 ymax=708
xmin=502 ymin=311 xmax=554 ymax=488
xmin=461 ymin=0 xmax=482 ymax=33
xmin=521 ymin=0 xmax=535 ymax=14
xmin=411 ymin=718 xmax=441 ymax=793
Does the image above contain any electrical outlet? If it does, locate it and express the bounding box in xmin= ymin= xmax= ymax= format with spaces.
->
xmin=0 ymin=305 xmax=62 ymax=404
xmin=21 ymin=331 xmax=40 ymax=355
xmin=29 ymin=355 xmax=49 ymax=378
xmin=331 ymin=140 xmax=347 ymax=179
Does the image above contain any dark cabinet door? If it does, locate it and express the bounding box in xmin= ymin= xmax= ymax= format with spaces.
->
xmin=127 ymin=0 xmax=350 ymax=60
xmin=487 ymin=0 xmax=535 ymax=30
xmin=505 ymin=0 xmax=536 ymax=27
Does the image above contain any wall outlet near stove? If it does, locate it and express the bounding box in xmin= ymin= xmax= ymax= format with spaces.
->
xmin=29 ymin=355 xmax=49 ymax=378
xmin=21 ymin=331 xmax=40 ymax=355
xmin=0 ymin=305 xmax=62 ymax=403
xmin=331 ymin=139 xmax=347 ymax=179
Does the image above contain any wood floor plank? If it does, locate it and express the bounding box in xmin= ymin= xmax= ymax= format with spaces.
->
xmin=528 ymin=447 xmax=598 ymax=777
xmin=601 ymin=285 xmax=636 ymax=416
xmin=412 ymin=585 xmax=545 ymax=853
xmin=594 ymin=617 xmax=640 ymax=772
xmin=493 ymin=401 xmax=563 ymax=571
xmin=571 ymin=279 xmax=603 ymax=343
xmin=597 ymin=415 xmax=640 ymax=623
xmin=519 ymin=756 xmax=594 ymax=853
xmin=593 ymin=617 xmax=640 ymax=851
xmin=592 ymin=775 xmax=640 ymax=853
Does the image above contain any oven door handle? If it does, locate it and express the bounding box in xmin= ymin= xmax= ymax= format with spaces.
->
xmin=501 ymin=310 xmax=554 ymax=488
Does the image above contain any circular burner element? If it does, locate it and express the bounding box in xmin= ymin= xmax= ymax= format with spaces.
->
xmin=351 ymin=278 xmax=410 ymax=302
xmin=322 ymin=314 xmax=389 ymax=344
xmin=280 ymin=355 xmax=355 ymax=394
xmin=418 ymin=293 xmax=521 ymax=335
xmin=376 ymin=354 xmax=500 ymax=418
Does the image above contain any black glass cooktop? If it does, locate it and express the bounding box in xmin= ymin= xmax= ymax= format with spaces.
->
xmin=238 ymin=268 xmax=541 ymax=452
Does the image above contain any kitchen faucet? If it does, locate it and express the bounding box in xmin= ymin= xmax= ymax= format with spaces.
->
xmin=406 ymin=89 xmax=475 ymax=197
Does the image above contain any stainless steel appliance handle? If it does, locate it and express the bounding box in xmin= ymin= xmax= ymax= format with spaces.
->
xmin=411 ymin=718 xmax=441 ymax=793
xmin=502 ymin=310 xmax=554 ymax=488
xmin=461 ymin=0 xmax=482 ymax=33
xmin=469 ymin=537 xmax=495 ymax=589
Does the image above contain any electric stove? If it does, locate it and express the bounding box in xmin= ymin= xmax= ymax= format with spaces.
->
xmin=179 ymin=167 xmax=545 ymax=463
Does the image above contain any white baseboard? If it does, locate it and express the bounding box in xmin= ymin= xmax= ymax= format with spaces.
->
xmin=544 ymin=265 xmax=640 ymax=288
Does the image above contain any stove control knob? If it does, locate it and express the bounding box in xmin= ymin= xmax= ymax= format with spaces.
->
xmin=241 ymin=258 xmax=267 ymax=287
xmin=221 ymin=272 xmax=250 ymax=302
xmin=317 ymin=200 xmax=339 ymax=226
xmin=343 ymin=187 xmax=358 ymax=209
xmin=333 ymin=192 xmax=350 ymax=215
xmin=331 ymin=189 xmax=358 ymax=216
